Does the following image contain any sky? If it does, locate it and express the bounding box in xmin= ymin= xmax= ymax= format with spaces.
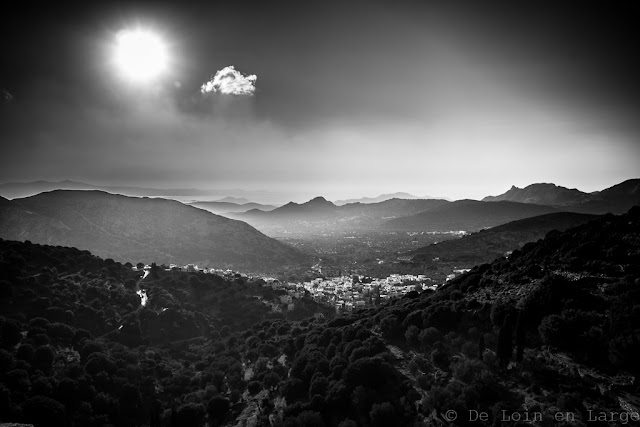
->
xmin=1 ymin=0 xmax=639 ymax=202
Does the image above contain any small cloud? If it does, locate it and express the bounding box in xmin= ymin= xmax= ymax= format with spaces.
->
xmin=200 ymin=66 xmax=256 ymax=96
xmin=1 ymin=89 xmax=13 ymax=103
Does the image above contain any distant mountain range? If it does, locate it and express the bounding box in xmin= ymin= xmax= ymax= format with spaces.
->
xmin=409 ymin=211 xmax=598 ymax=265
xmin=1 ymin=179 xmax=637 ymax=239
xmin=0 ymin=190 xmax=308 ymax=272
xmin=231 ymin=178 xmax=639 ymax=236
xmin=233 ymin=197 xmax=451 ymax=235
xmin=0 ymin=180 xmax=218 ymax=199
xmin=334 ymin=192 xmax=450 ymax=205
xmin=0 ymin=180 xmax=297 ymax=205
xmin=483 ymin=178 xmax=640 ymax=214
xmin=189 ymin=201 xmax=277 ymax=215
xmin=215 ymin=196 xmax=251 ymax=204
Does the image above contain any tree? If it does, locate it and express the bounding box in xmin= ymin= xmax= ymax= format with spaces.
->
xmin=1 ymin=319 xmax=22 ymax=347
xmin=370 ymin=402 xmax=398 ymax=427
xmin=0 ymin=349 xmax=15 ymax=373
xmin=538 ymin=314 xmax=564 ymax=347
xmin=46 ymin=322 xmax=75 ymax=345
xmin=282 ymin=378 xmax=306 ymax=402
xmin=22 ymin=395 xmax=67 ymax=427
xmin=247 ymin=380 xmax=262 ymax=395
xmin=150 ymin=262 xmax=160 ymax=279
xmin=263 ymin=371 xmax=281 ymax=391
xmin=497 ymin=314 xmax=514 ymax=367
xmin=418 ymin=327 xmax=441 ymax=348
xmin=405 ymin=325 xmax=419 ymax=346
xmin=292 ymin=411 xmax=325 ymax=427
xmin=34 ymin=345 xmax=56 ymax=373
xmin=515 ymin=311 xmax=526 ymax=362
xmin=16 ymin=343 xmax=35 ymax=363
xmin=176 ymin=403 xmax=206 ymax=427
xmin=207 ymin=396 xmax=230 ymax=427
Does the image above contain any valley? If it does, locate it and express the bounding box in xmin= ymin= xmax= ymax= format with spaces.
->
xmin=0 ymin=180 xmax=638 ymax=427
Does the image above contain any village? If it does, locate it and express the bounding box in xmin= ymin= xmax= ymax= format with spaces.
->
xmin=133 ymin=263 xmax=471 ymax=313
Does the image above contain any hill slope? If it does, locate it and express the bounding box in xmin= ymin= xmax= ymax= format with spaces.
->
xmin=383 ymin=199 xmax=560 ymax=231
xmin=410 ymin=211 xmax=598 ymax=264
xmin=0 ymin=190 xmax=308 ymax=272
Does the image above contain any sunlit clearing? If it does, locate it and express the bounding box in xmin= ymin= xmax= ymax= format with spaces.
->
xmin=114 ymin=29 xmax=168 ymax=82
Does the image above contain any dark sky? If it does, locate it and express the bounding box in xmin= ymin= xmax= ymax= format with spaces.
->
xmin=1 ymin=0 xmax=639 ymax=200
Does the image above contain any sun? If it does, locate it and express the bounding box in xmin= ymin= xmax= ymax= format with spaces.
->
xmin=113 ymin=29 xmax=168 ymax=82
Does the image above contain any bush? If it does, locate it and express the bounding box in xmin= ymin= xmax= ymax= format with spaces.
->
xmin=538 ymin=315 xmax=565 ymax=347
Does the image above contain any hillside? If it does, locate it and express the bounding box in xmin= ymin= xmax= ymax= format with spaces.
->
xmin=567 ymin=178 xmax=640 ymax=214
xmin=383 ymin=199 xmax=560 ymax=232
xmin=0 ymin=239 xmax=332 ymax=426
xmin=410 ymin=211 xmax=598 ymax=265
xmin=0 ymin=208 xmax=638 ymax=426
xmin=0 ymin=190 xmax=308 ymax=273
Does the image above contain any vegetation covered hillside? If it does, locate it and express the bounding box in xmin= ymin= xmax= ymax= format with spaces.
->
xmin=410 ymin=211 xmax=597 ymax=265
xmin=0 ymin=239 xmax=330 ymax=426
xmin=0 ymin=206 xmax=639 ymax=427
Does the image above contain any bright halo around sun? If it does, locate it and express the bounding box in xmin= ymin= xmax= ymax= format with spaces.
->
xmin=113 ymin=29 xmax=168 ymax=83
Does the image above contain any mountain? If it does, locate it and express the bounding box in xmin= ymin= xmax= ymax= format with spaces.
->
xmin=410 ymin=211 xmax=598 ymax=265
xmin=483 ymin=179 xmax=640 ymax=214
xmin=566 ymin=178 xmax=640 ymax=214
xmin=0 ymin=180 xmax=299 ymax=205
xmin=0 ymin=180 xmax=217 ymax=199
xmin=0 ymin=190 xmax=308 ymax=272
xmin=272 ymin=196 xmax=340 ymax=216
xmin=334 ymin=192 xmax=450 ymax=205
xmin=189 ymin=201 xmax=277 ymax=215
xmin=383 ymin=199 xmax=561 ymax=231
xmin=214 ymin=196 xmax=251 ymax=204
xmin=234 ymin=197 xmax=450 ymax=236
xmin=238 ymin=196 xmax=341 ymax=222
xmin=335 ymin=192 xmax=420 ymax=205
xmin=482 ymin=183 xmax=589 ymax=205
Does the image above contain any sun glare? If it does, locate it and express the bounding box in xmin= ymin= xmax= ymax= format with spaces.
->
xmin=114 ymin=29 xmax=168 ymax=82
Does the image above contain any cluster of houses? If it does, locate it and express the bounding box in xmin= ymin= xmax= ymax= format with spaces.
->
xmin=261 ymin=274 xmax=439 ymax=313
xmin=132 ymin=263 xmax=472 ymax=313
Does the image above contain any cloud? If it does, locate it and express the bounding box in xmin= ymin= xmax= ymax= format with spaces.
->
xmin=200 ymin=66 xmax=257 ymax=96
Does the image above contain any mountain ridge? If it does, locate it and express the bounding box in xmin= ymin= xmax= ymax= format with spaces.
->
xmin=0 ymin=190 xmax=308 ymax=273
xmin=483 ymin=179 xmax=640 ymax=214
